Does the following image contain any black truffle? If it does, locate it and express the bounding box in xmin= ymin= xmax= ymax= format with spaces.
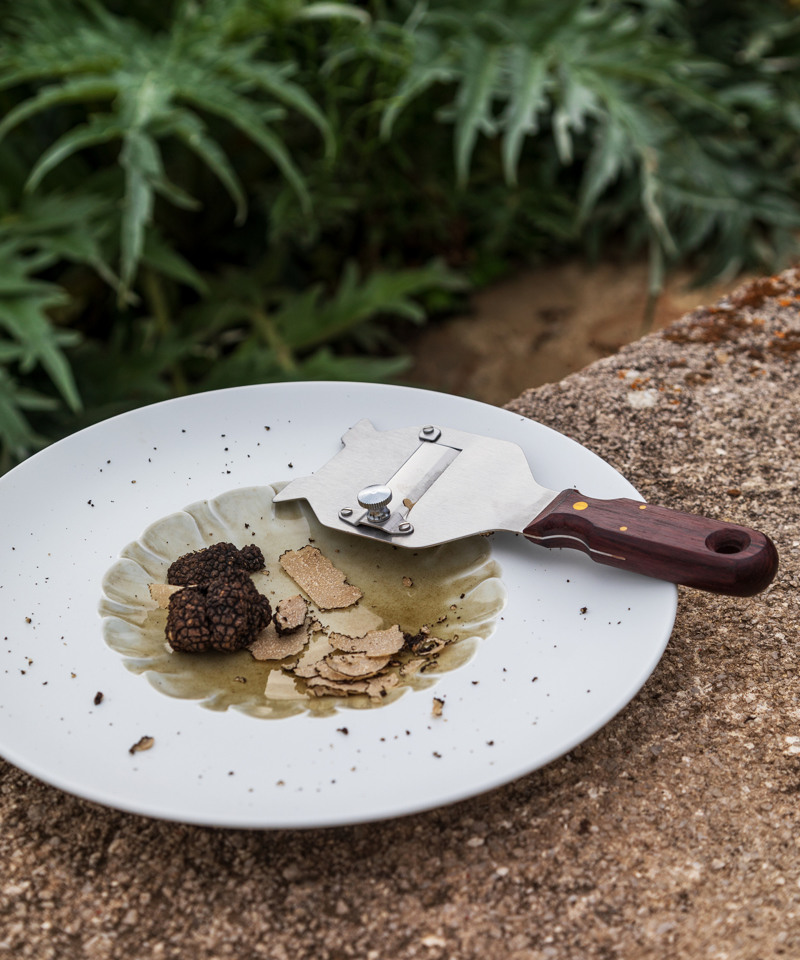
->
xmin=167 ymin=542 xmax=265 ymax=586
xmin=166 ymin=571 xmax=272 ymax=653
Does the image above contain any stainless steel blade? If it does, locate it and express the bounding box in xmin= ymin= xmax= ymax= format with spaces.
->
xmin=272 ymin=419 xmax=557 ymax=548
xmin=387 ymin=440 xmax=460 ymax=513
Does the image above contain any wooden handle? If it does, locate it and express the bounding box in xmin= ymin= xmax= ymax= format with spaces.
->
xmin=524 ymin=490 xmax=778 ymax=596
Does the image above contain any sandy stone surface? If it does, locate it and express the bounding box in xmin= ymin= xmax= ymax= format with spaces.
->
xmin=407 ymin=256 xmax=748 ymax=404
xmin=1 ymin=272 xmax=798 ymax=959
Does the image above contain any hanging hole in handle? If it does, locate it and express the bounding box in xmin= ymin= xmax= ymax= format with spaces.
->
xmin=706 ymin=529 xmax=751 ymax=555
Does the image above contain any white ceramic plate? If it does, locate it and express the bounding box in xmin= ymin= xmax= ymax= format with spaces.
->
xmin=0 ymin=383 xmax=676 ymax=828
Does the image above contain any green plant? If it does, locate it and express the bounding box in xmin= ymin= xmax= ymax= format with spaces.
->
xmin=0 ymin=0 xmax=466 ymax=465
xmin=0 ymin=0 xmax=332 ymax=298
xmin=0 ymin=0 xmax=799 ymax=471
xmin=66 ymin=256 xmax=463 ymax=417
xmin=0 ymin=242 xmax=77 ymax=468
xmin=0 ymin=162 xmax=115 ymax=466
xmin=324 ymin=0 xmax=800 ymax=285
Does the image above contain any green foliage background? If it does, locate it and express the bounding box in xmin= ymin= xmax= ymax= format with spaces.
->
xmin=0 ymin=0 xmax=798 ymax=468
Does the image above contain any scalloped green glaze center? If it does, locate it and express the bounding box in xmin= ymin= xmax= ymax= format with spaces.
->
xmin=100 ymin=486 xmax=505 ymax=718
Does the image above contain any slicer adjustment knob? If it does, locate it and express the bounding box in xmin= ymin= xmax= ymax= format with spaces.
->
xmin=357 ymin=485 xmax=393 ymax=523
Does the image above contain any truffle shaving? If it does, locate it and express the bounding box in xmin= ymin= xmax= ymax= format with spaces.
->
xmin=399 ymin=657 xmax=426 ymax=677
xmin=366 ymin=673 xmax=400 ymax=700
xmin=301 ymin=659 xmax=401 ymax=702
xmin=264 ymin=671 xmax=306 ymax=701
xmin=405 ymin=630 xmax=450 ymax=656
xmin=249 ymin=620 xmax=310 ymax=661
xmin=292 ymin=635 xmax=336 ymax=678
xmin=328 ymin=624 xmax=406 ymax=656
xmin=273 ymin=594 xmax=308 ymax=634
xmin=149 ymin=583 xmax=183 ymax=609
xmin=324 ymin=652 xmax=391 ymax=678
xmin=313 ymin=661 xmax=363 ymax=683
xmin=305 ymin=677 xmax=370 ymax=698
xmin=279 ymin=546 xmax=362 ymax=610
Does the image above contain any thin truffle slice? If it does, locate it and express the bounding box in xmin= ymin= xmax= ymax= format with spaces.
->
xmin=399 ymin=657 xmax=426 ymax=677
xmin=149 ymin=583 xmax=183 ymax=609
xmin=249 ymin=620 xmax=310 ymax=661
xmin=305 ymin=673 xmax=400 ymax=702
xmin=366 ymin=673 xmax=400 ymax=700
xmin=264 ymin=670 xmax=306 ymax=701
xmin=291 ymin=634 xmax=336 ymax=678
xmin=313 ymin=661 xmax=364 ymax=683
xmin=273 ymin=594 xmax=308 ymax=634
xmin=166 ymin=571 xmax=272 ymax=653
xmin=298 ymin=652 xmax=391 ymax=684
xmin=167 ymin=542 xmax=265 ymax=587
xmin=405 ymin=629 xmax=450 ymax=656
xmin=305 ymin=676 xmax=371 ymax=698
xmin=323 ymin=652 xmax=391 ymax=678
xmin=279 ymin=546 xmax=362 ymax=610
xmin=328 ymin=624 xmax=406 ymax=657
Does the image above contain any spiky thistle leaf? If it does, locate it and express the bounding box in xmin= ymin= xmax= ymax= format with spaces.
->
xmin=0 ymin=0 xmax=331 ymax=296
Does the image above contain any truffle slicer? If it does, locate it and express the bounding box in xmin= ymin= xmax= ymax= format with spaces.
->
xmin=273 ymin=419 xmax=778 ymax=597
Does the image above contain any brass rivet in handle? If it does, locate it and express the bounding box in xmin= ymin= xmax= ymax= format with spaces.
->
xmin=620 ymin=526 xmax=628 ymax=531
xmin=573 ymin=501 xmax=589 ymax=511
xmin=639 ymin=504 xmax=647 ymax=510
